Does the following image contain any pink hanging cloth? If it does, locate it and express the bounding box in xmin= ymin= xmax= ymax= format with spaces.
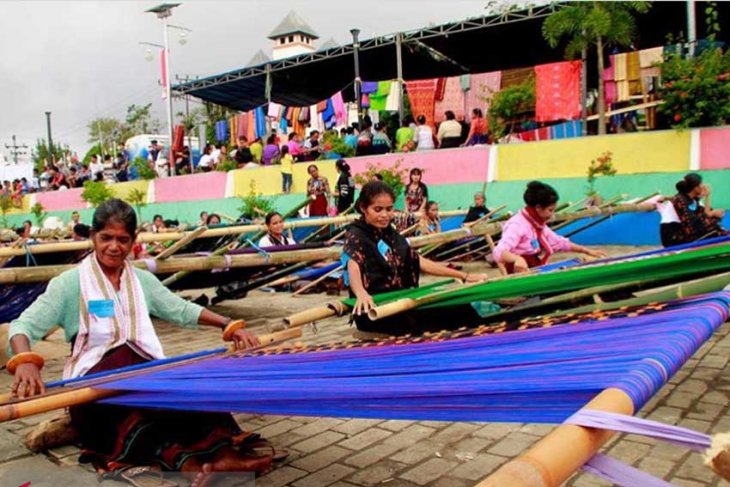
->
xmin=464 ymin=71 xmax=502 ymax=117
xmin=331 ymin=91 xmax=346 ymax=126
xmin=434 ymin=76 xmax=466 ymax=122
xmin=405 ymin=79 xmax=438 ymax=127
xmin=535 ymin=61 xmax=581 ymax=122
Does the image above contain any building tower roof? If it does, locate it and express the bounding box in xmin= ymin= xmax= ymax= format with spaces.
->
xmin=267 ymin=10 xmax=319 ymax=40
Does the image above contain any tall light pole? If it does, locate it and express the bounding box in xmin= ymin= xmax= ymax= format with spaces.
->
xmin=146 ymin=3 xmax=180 ymax=175
xmin=350 ymin=29 xmax=363 ymax=129
xmin=45 ymin=112 xmax=54 ymax=165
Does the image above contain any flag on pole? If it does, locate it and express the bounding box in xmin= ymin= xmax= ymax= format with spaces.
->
xmin=160 ymin=49 xmax=168 ymax=99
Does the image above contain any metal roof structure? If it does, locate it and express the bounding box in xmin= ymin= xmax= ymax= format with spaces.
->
xmin=174 ymin=1 xmax=729 ymax=112
xmin=268 ymin=10 xmax=319 ymax=40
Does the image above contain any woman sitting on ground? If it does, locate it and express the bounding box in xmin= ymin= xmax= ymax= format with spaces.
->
xmin=258 ymin=212 xmax=296 ymax=247
xmin=417 ymin=201 xmax=441 ymax=235
xmin=464 ymin=192 xmax=490 ymax=223
xmin=8 ymin=199 xmax=274 ymax=486
xmin=494 ymin=181 xmax=606 ymax=274
xmin=343 ymin=181 xmax=487 ymax=336
xmin=659 ymin=173 xmax=728 ymax=247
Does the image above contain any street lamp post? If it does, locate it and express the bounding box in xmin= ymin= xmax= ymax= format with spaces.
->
xmin=350 ymin=29 xmax=363 ymax=129
xmin=146 ymin=3 xmax=181 ymax=175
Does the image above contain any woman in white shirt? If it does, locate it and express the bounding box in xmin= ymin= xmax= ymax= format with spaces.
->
xmin=258 ymin=212 xmax=296 ymax=247
xmin=413 ymin=115 xmax=436 ymax=151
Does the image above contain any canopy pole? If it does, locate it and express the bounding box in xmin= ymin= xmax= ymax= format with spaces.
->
xmin=478 ymin=387 xmax=635 ymax=487
xmin=396 ymin=33 xmax=404 ymax=122
xmin=351 ymin=28 xmax=363 ymax=128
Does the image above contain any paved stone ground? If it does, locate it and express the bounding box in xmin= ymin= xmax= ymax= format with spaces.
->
xmin=0 ymin=248 xmax=728 ymax=486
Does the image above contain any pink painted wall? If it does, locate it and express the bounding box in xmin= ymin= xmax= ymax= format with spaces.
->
xmin=35 ymin=188 xmax=85 ymax=212
xmin=347 ymin=146 xmax=490 ymax=185
xmin=154 ymin=172 xmax=228 ymax=202
xmin=700 ymin=127 xmax=730 ymax=170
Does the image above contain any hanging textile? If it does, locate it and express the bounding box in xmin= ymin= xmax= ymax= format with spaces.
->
xmin=347 ymin=103 xmax=359 ymax=126
xmin=639 ymin=46 xmax=663 ymax=78
xmin=236 ymin=113 xmax=247 ymax=139
xmin=228 ymin=116 xmax=237 ymax=146
xmin=626 ymin=51 xmax=642 ymax=95
xmin=434 ymin=78 xmax=447 ymax=101
xmin=385 ymin=81 xmax=401 ymax=112
xmin=291 ymin=108 xmax=304 ymax=136
xmin=535 ymin=61 xmax=581 ymax=122
xmin=550 ymin=120 xmax=583 ymax=139
xmin=603 ymin=65 xmax=617 ymax=106
xmin=172 ymin=125 xmax=185 ymax=154
xmin=254 ymin=107 xmax=267 ymax=139
xmin=369 ymin=81 xmax=391 ymax=111
xmin=331 ymin=91 xmax=347 ymax=126
xmin=214 ymin=120 xmax=229 ymax=143
xmin=198 ymin=124 xmax=207 ymax=148
xmin=464 ymin=71 xmax=501 ymax=118
xmin=361 ymin=94 xmax=370 ymax=109
xmin=316 ymin=100 xmax=327 ymax=112
xmin=612 ymin=53 xmax=631 ymax=102
xmin=405 ymin=79 xmax=438 ymax=127
xmin=434 ymin=76 xmax=466 ymax=122
xmin=268 ymin=102 xmax=283 ymax=119
xmin=279 ymin=117 xmax=288 ymax=134
xmin=460 ymin=74 xmax=470 ymax=92
xmin=361 ymin=81 xmax=378 ymax=94
xmin=500 ymin=66 xmax=534 ymax=89
xmin=322 ymin=99 xmax=336 ymax=129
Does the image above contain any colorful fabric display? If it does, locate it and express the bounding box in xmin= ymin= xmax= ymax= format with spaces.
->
xmin=405 ymin=79 xmax=438 ymax=127
xmin=361 ymin=81 xmax=378 ymax=94
xmin=331 ymin=91 xmax=347 ymax=125
xmin=215 ymin=120 xmax=229 ymax=142
xmin=254 ymin=107 xmax=267 ymax=139
xmin=460 ymin=74 xmax=470 ymax=92
xmin=626 ymin=51 xmax=642 ymax=95
xmin=267 ymin=102 xmax=283 ymax=119
xmin=369 ymin=81 xmax=391 ymax=111
xmin=500 ymin=66 xmax=534 ymax=89
xmin=322 ymin=99 xmax=336 ymax=128
xmin=229 ymin=116 xmax=237 ymax=146
xmin=535 ymin=61 xmax=581 ymax=122
xmin=550 ymin=120 xmax=582 ymax=139
xmin=434 ymin=76 xmax=465 ymax=122
xmin=435 ymin=78 xmax=447 ymax=101
xmin=246 ymin=111 xmax=255 ymax=141
xmin=612 ymin=53 xmax=631 ymax=102
xmin=237 ymin=113 xmax=247 ymax=138
xmin=639 ymin=47 xmax=663 ymax=78
xmin=464 ymin=71 xmax=502 ymax=117
xmin=361 ymin=94 xmax=370 ymax=108
xmin=603 ymin=65 xmax=617 ymax=106
xmin=385 ymin=81 xmax=401 ymax=112
xmin=316 ymin=100 xmax=327 ymax=112
xmin=172 ymin=125 xmax=185 ymax=154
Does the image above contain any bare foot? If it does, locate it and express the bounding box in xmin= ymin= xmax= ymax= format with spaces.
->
xmin=211 ymin=446 xmax=272 ymax=476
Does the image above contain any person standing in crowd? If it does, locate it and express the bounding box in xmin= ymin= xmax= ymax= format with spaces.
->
xmin=262 ymin=135 xmax=281 ymax=166
xmin=280 ymin=145 xmax=294 ymax=194
xmin=259 ymin=212 xmax=296 ymax=247
xmin=395 ymin=116 xmax=415 ymax=152
xmin=306 ymin=164 xmax=331 ymax=217
xmin=371 ymin=123 xmax=392 ymax=155
xmin=197 ymin=145 xmax=215 ymax=172
xmin=356 ymin=121 xmax=374 ymax=157
xmin=405 ymin=168 xmax=429 ymax=214
xmin=49 ymin=166 xmax=68 ymax=190
xmin=418 ymin=201 xmax=441 ymax=235
xmin=249 ymin=137 xmax=263 ymax=163
xmin=464 ymin=108 xmax=489 ymax=146
xmin=464 ymin=192 xmax=490 ymax=223
xmin=197 ymin=211 xmax=209 ymax=227
xmin=437 ymin=111 xmax=463 ymax=149
xmin=494 ymin=181 xmax=606 ymax=274
xmin=233 ymin=136 xmax=253 ymax=168
xmin=335 ymin=159 xmax=355 ymax=214
xmin=67 ymin=211 xmax=82 ymax=233
xmin=659 ymin=173 xmax=729 ymax=247
xmin=286 ymin=133 xmax=302 ymax=162
xmin=147 ymin=140 xmax=162 ymax=165
xmin=301 ymin=131 xmax=322 ymax=162
xmin=89 ymin=155 xmax=105 ymax=182
xmin=76 ymin=164 xmax=91 ymax=186
xmin=344 ymin=127 xmax=358 ymax=151
xmin=413 ymin=115 xmax=436 ymax=151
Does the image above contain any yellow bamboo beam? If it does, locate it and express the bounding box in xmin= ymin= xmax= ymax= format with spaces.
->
xmin=0 ymin=328 xmax=302 ymax=423
xmin=478 ymin=388 xmax=634 ymax=487
xmin=154 ymin=226 xmax=208 ymax=260
xmin=283 ymin=301 xmax=348 ymax=328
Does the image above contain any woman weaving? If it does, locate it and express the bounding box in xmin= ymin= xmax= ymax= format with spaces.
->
xmin=494 ymin=181 xmax=606 ymax=274
xmin=344 ymin=181 xmax=487 ymax=336
xmin=8 ymin=199 xmax=275 ymax=485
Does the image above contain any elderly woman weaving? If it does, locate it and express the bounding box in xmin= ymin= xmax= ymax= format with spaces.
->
xmin=7 ymin=199 xmax=273 ymax=485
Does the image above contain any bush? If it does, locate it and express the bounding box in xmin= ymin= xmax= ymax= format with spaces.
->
xmin=81 ymin=180 xmax=116 ymax=208
xmin=321 ymin=130 xmax=355 ymax=158
xmin=131 ymin=157 xmax=157 ymax=180
xmin=354 ymin=158 xmax=411 ymax=198
xmin=586 ymin=151 xmax=617 ymax=196
xmin=237 ymin=180 xmax=276 ymax=220
xmin=30 ymin=203 xmax=47 ymax=227
xmin=488 ymin=79 xmax=535 ymax=139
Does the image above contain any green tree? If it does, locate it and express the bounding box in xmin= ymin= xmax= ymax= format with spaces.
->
xmin=542 ymin=1 xmax=651 ymax=135
xmin=32 ymin=139 xmax=66 ymax=171
xmin=124 ymin=188 xmax=148 ymax=224
xmin=81 ymin=180 xmax=115 ymax=208
xmin=125 ymin=103 xmax=161 ymax=137
xmin=487 ymin=79 xmax=536 ymax=139
xmin=30 ymin=203 xmax=47 ymax=227
xmin=87 ymin=117 xmax=125 ymax=156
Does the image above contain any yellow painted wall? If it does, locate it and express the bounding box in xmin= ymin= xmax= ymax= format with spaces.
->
xmin=497 ymin=130 xmax=691 ymax=181
xmin=231 ymin=161 xmax=339 ymax=197
xmin=6 ymin=195 xmax=32 ymax=215
xmin=112 ymin=180 xmax=151 ymax=201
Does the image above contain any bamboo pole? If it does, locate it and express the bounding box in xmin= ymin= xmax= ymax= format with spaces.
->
xmin=154 ymin=226 xmax=208 ymax=260
xmin=301 ymin=203 xmax=355 ymax=244
xmin=291 ymin=265 xmax=343 ymax=297
xmin=478 ymin=388 xmax=634 ymax=487
xmin=564 ymin=192 xmax=660 ymax=239
xmin=485 ymin=234 xmax=507 ymax=276
xmin=0 ymin=238 xmax=27 ymax=268
xmin=0 ymin=328 xmax=303 ymax=423
xmin=283 ymin=301 xmax=348 ymax=328
xmin=550 ymin=195 xmax=626 ymax=232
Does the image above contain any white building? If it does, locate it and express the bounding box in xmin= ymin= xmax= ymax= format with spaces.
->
xmin=268 ymin=11 xmax=319 ymax=61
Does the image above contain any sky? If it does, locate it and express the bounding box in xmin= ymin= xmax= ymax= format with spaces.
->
xmin=0 ymin=0 xmax=507 ymax=162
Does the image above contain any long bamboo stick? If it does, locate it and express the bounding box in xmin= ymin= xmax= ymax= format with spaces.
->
xmin=550 ymin=195 xmax=627 ymax=232
xmin=478 ymin=388 xmax=634 ymax=487
xmin=154 ymin=226 xmax=208 ymax=260
xmin=291 ymin=265 xmax=343 ymax=297
xmin=0 ymin=328 xmax=303 ymax=422
xmin=283 ymin=301 xmax=348 ymax=328
xmin=563 ymin=192 xmax=660 ymax=239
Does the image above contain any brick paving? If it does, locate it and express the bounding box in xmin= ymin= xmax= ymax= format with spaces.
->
xmin=1 ymin=259 xmax=729 ymax=486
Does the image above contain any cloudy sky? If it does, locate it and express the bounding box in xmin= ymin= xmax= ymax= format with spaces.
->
xmin=0 ymin=0 xmax=503 ymax=161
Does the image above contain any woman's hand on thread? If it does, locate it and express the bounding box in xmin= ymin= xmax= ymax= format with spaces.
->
xmin=585 ymin=248 xmax=608 ymax=259
xmin=353 ymin=291 xmax=376 ymax=316
xmin=231 ymin=329 xmax=260 ymax=350
xmin=11 ymin=363 xmax=45 ymax=399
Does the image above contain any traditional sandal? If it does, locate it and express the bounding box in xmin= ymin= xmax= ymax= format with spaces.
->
xmin=119 ymin=466 xmax=179 ymax=487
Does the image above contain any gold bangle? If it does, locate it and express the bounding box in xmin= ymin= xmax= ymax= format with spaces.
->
xmin=6 ymin=352 xmax=45 ymax=375
xmin=222 ymin=319 xmax=246 ymax=342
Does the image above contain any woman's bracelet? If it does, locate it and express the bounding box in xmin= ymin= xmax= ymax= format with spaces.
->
xmin=222 ymin=319 xmax=246 ymax=342
xmin=6 ymin=352 xmax=45 ymax=375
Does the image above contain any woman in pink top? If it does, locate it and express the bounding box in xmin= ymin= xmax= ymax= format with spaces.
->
xmin=494 ymin=181 xmax=606 ymax=274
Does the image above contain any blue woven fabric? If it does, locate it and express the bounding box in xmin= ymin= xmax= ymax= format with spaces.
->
xmin=97 ymin=293 xmax=730 ymax=424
